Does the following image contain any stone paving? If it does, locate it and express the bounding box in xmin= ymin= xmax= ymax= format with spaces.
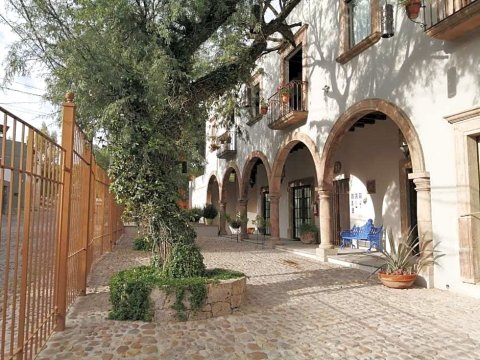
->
xmin=37 ymin=232 xmax=480 ymax=359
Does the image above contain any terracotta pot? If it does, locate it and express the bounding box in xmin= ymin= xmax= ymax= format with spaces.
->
xmin=405 ymin=0 xmax=422 ymax=20
xmin=378 ymin=272 xmax=417 ymax=289
xmin=281 ymin=94 xmax=289 ymax=103
xmin=260 ymin=106 xmax=268 ymax=115
xmin=300 ymin=232 xmax=316 ymax=244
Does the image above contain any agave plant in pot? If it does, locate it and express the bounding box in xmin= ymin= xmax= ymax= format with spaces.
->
xmin=377 ymin=227 xmax=443 ymax=289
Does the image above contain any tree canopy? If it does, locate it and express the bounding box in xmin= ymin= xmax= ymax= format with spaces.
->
xmin=2 ymin=0 xmax=302 ymax=269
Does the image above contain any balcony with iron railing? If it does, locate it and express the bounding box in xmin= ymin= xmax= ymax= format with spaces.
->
xmin=423 ymin=0 xmax=480 ymax=40
xmin=267 ymin=80 xmax=308 ymax=130
xmin=216 ymin=130 xmax=237 ymax=159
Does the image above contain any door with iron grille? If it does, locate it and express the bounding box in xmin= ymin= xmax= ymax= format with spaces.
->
xmin=293 ymin=185 xmax=312 ymax=239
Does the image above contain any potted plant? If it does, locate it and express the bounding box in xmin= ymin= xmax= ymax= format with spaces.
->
xmin=399 ymin=0 xmax=422 ymax=20
xmin=209 ymin=143 xmax=220 ymax=151
xmin=278 ymin=86 xmax=291 ymax=103
xmin=202 ymin=204 xmax=218 ymax=225
xmin=377 ymin=228 xmax=443 ymax=289
xmin=253 ymin=214 xmax=270 ymax=235
xmin=260 ymin=98 xmax=269 ymax=115
xmin=226 ymin=211 xmax=248 ymax=231
xmin=299 ymin=223 xmax=319 ymax=244
xmin=186 ymin=207 xmax=203 ymax=223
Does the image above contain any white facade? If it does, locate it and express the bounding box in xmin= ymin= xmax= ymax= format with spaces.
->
xmin=191 ymin=1 xmax=480 ymax=297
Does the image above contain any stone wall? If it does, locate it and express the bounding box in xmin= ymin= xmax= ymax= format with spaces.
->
xmin=151 ymin=276 xmax=246 ymax=322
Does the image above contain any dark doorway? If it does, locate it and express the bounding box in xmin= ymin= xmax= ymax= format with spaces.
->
xmin=262 ymin=190 xmax=271 ymax=235
xmin=333 ymin=179 xmax=350 ymax=246
xmin=406 ymin=168 xmax=419 ymax=253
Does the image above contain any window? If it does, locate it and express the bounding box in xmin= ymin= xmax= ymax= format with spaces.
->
xmin=347 ymin=0 xmax=371 ymax=47
xmin=245 ymin=72 xmax=263 ymax=126
xmin=251 ymin=83 xmax=261 ymax=118
xmin=337 ymin=0 xmax=381 ymax=64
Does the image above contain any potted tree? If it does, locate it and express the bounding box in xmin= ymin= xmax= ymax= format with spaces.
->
xmin=377 ymin=228 xmax=443 ymax=289
xmin=253 ymin=214 xmax=269 ymax=235
xmin=202 ymin=204 xmax=218 ymax=225
xmin=299 ymin=223 xmax=319 ymax=244
xmin=260 ymin=98 xmax=269 ymax=114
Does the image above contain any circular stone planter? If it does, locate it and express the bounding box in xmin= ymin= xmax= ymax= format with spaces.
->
xmin=378 ymin=272 xmax=417 ymax=289
xmin=151 ymin=276 xmax=247 ymax=322
xmin=300 ymin=232 xmax=317 ymax=244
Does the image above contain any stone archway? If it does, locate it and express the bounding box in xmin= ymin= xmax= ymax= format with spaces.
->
xmin=269 ymin=133 xmax=322 ymax=243
xmin=317 ymin=99 xmax=433 ymax=287
xmin=219 ymin=164 xmax=242 ymax=235
xmin=240 ymin=151 xmax=272 ymax=237
xmin=206 ymin=173 xmax=220 ymax=226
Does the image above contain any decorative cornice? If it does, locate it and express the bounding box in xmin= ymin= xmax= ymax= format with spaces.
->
xmin=445 ymin=107 xmax=480 ymax=124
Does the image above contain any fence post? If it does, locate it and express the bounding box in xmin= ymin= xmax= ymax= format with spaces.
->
xmin=79 ymin=144 xmax=92 ymax=296
xmin=55 ymin=92 xmax=75 ymax=331
xmin=16 ymin=129 xmax=35 ymax=359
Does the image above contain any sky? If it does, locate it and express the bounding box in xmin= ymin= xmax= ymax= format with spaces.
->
xmin=0 ymin=0 xmax=59 ymax=135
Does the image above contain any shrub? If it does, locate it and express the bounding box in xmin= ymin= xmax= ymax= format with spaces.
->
xmin=299 ymin=223 xmax=319 ymax=235
xmin=132 ymin=236 xmax=150 ymax=251
xmin=163 ymin=243 xmax=206 ymax=278
xmin=186 ymin=207 xmax=203 ymax=222
xmin=202 ymin=203 xmax=218 ymax=219
xmin=109 ymin=266 xmax=159 ymax=321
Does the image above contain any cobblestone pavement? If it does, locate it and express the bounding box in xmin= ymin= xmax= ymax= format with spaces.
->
xmin=37 ymin=233 xmax=480 ymax=360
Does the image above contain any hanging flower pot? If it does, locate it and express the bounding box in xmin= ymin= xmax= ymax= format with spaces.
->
xmin=260 ymin=105 xmax=268 ymax=114
xmin=281 ymin=94 xmax=289 ymax=103
xmin=404 ymin=0 xmax=422 ymax=20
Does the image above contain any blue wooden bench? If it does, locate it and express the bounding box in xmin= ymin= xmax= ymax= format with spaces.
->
xmin=340 ymin=219 xmax=383 ymax=251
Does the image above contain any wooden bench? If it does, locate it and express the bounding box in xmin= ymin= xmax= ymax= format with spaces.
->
xmin=340 ymin=219 xmax=383 ymax=251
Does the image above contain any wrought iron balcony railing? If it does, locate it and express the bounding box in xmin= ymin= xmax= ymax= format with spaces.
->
xmin=267 ymin=80 xmax=308 ymax=130
xmin=424 ymin=0 xmax=480 ymax=40
xmin=216 ymin=130 xmax=237 ymax=159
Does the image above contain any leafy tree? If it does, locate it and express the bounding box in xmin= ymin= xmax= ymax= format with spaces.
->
xmin=2 ymin=0 xmax=302 ymax=273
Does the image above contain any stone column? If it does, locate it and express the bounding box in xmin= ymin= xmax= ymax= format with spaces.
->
xmin=238 ymin=198 xmax=248 ymax=240
xmin=218 ymin=201 xmax=227 ymax=235
xmin=410 ymin=173 xmax=434 ymax=288
xmin=268 ymin=192 xmax=280 ymax=247
xmin=316 ymin=189 xmax=338 ymax=261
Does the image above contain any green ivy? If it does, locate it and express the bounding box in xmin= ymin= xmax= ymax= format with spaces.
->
xmin=163 ymin=243 xmax=206 ymax=278
xmin=108 ymin=266 xmax=159 ymax=321
xmin=132 ymin=236 xmax=150 ymax=251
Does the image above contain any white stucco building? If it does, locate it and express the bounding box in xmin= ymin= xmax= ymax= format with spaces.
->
xmin=190 ymin=0 xmax=480 ymax=297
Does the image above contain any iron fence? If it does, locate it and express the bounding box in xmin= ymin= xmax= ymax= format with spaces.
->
xmin=0 ymin=94 xmax=123 ymax=360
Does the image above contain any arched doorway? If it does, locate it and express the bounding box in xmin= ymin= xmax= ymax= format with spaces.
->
xmin=270 ymin=133 xmax=322 ymax=242
xmin=317 ymin=99 xmax=432 ymax=286
xmin=220 ymin=165 xmax=241 ymax=235
xmin=206 ymin=174 xmax=220 ymax=225
xmin=240 ymin=151 xmax=272 ymax=237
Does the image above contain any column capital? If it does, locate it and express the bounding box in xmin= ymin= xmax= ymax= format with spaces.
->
xmin=269 ymin=192 xmax=280 ymax=202
xmin=238 ymin=198 xmax=248 ymax=206
xmin=413 ymin=177 xmax=431 ymax=192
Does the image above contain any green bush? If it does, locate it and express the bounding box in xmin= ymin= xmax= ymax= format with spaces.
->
xmin=132 ymin=236 xmax=150 ymax=251
xmin=185 ymin=207 xmax=203 ymax=222
xmin=202 ymin=203 xmax=218 ymax=219
xmin=163 ymin=243 xmax=206 ymax=278
xmin=299 ymin=222 xmax=319 ymax=235
xmin=109 ymin=266 xmax=159 ymax=321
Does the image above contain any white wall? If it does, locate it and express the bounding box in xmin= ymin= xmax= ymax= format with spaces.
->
xmin=192 ymin=1 xmax=480 ymax=296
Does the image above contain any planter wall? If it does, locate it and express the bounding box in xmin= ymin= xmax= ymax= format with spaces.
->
xmin=151 ymin=276 xmax=247 ymax=322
